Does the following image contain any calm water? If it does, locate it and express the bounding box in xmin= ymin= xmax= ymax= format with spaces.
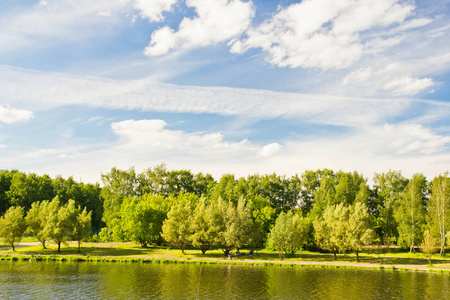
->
xmin=0 ymin=261 xmax=449 ymax=299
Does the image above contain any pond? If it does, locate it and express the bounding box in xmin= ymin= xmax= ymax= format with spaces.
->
xmin=0 ymin=261 xmax=449 ymax=299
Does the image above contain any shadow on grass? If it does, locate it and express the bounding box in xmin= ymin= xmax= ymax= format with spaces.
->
xmin=15 ymin=243 xmax=161 ymax=257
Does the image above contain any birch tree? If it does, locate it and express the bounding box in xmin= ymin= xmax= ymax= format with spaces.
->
xmin=429 ymin=173 xmax=450 ymax=256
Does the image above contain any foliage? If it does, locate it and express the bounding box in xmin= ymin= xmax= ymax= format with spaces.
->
xmin=394 ymin=173 xmax=427 ymax=252
xmin=25 ymin=200 xmax=51 ymax=249
xmin=428 ymin=173 xmax=450 ymax=256
xmin=348 ymin=202 xmax=375 ymax=262
xmin=44 ymin=197 xmax=79 ymax=252
xmin=162 ymin=202 xmax=193 ymax=253
xmin=0 ymin=206 xmax=26 ymax=251
xmin=72 ymin=207 xmax=92 ymax=252
xmin=420 ymin=229 xmax=437 ymax=264
xmin=267 ymin=210 xmax=311 ymax=255
xmin=314 ymin=203 xmax=351 ymax=260
xmin=373 ymin=170 xmax=408 ymax=245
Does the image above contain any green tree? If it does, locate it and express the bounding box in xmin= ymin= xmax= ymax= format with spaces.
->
xmin=0 ymin=170 xmax=16 ymax=215
xmin=7 ymin=172 xmax=54 ymax=210
xmin=162 ymin=203 xmax=193 ymax=253
xmin=120 ymin=195 xmax=167 ymax=247
xmin=348 ymin=202 xmax=374 ymax=262
xmin=209 ymin=197 xmax=251 ymax=256
xmin=394 ymin=174 xmax=427 ymax=252
xmin=191 ymin=200 xmax=213 ymax=254
xmin=373 ymin=170 xmax=408 ymax=245
xmin=25 ymin=200 xmax=51 ymax=249
xmin=267 ymin=210 xmax=310 ymax=256
xmin=101 ymin=167 xmax=140 ymax=230
xmin=45 ymin=197 xmax=78 ymax=252
xmin=421 ymin=229 xmax=437 ymax=264
xmin=0 ymin=206 xmax=26 ymax=251
xmin=72 ymin=207 xmax=92 ymax=252
xmin=314 ymin=203 xmax=351 ymax=260
xmin=428 ymin=173 xmax=450 ymax=256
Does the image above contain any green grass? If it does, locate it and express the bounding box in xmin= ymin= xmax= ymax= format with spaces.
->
xmin=2 ymin=242 xmax=450 ymax=272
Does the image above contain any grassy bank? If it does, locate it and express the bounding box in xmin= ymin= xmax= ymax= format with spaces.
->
xmin=1 ymin=241 xmax=450 ymax=273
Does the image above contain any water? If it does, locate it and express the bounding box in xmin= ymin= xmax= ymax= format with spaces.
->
xmin=0 ymin=261 xmax=449 ymax=299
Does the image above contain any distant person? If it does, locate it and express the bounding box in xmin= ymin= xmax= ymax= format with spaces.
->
xmin=228 ymin=252 xmax=232 ymax=260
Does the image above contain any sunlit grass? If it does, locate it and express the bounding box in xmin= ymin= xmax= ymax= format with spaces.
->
xmin=2 ymin=241 xmax=450 ymax=271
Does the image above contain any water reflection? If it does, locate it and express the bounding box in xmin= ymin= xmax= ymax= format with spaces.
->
xmin=0 ymin=261 xmax=449 ymax=299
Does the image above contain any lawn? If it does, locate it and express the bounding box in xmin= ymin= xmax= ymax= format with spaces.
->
xmin=2 ymin=241 xmax=450 ymax=271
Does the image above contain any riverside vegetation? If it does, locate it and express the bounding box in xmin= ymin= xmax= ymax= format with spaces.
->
xmin=0 ymin=166 xmax=449 ymax=268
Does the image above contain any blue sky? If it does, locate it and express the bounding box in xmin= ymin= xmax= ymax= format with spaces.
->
xmin=0 ymin=0 xmax=449 ymax=183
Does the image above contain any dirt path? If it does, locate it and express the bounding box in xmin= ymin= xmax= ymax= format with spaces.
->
xmin=0 ymin=242 xmax=41 ymax=251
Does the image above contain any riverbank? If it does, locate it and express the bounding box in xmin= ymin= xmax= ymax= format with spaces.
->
xmin=1 ymin=242 xmax=450 ymax=273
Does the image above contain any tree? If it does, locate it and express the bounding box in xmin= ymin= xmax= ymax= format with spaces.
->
xmin=191 ymin=200 xmax=213 ymax=254
xmin=348 ymin=202 xmax=374 ymax=262
xmin=394 ymin=174 xmax=427 ymax=252
xmin=373 ymin=170 xmax=408 ymax=245
xmin=162 ymin=203 xmax=193 ymax=253
xmin=428 ymin=173 xmax=450 ymax=256
xmin=421 ymin=229 xmax=437 ymax=264
xmin=0 ymin=170 xmax=16 ymax=215
xmin=72 ymin=207 xmax=92 ymax=252
xmin=314 ymin=203 xmax=350 ymax=260
xmin=120 ymin=195 xmax=167 ymax=247
xmin=101 ymin=167 xmax=140 ymax=230
xmin=267 ymin=210 xmax=310 ymax=257
xmin=209 ymin=197 xmax=251 ymax=256
xmin=25 ymin=200 xmax=51 ymax=249
xmin=0 ymin=206 xmax=26 ymax=251
xmin=45 ymin=197 xmax=78 ymax=252
xmin=7 ymin=172 xmax=54 ymax=210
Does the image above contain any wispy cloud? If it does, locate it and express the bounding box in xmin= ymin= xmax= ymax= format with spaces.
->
xmin=0 ymin=65 xmax=419 ymax=128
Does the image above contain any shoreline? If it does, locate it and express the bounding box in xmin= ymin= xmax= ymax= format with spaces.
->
xmin=1 ymin=253 xmax=449 ymax=274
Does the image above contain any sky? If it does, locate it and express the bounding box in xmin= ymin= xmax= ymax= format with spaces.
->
xmin=0 ymin=0 xmax=449 ymax=183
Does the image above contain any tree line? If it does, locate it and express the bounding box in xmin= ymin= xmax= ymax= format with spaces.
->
xmin=0 ymin=166 xmax=449 ymax=258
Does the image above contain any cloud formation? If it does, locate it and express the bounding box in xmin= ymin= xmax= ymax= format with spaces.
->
xmin=133 ymin=0 xmax=178 ymax=22
xmin=232 ymin=0 xmax=420 ymax=70
xmin=144 ymin=0 xmax=254 ymax=56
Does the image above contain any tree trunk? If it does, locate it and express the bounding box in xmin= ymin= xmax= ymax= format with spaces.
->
xmin=12 ymin=244 xmax=15 ymax=251
xmin=42 ymin=240 xmax=46 ymax=249
xmin=78 ymin=240 xmax=81 ymax=253
xmin=57 ymin=242 xmax=61 ymax=252
xmin=356 ymin=251 xmax=359 ymax=262
xmin=333 ymin=251 xmax=337 ymax=260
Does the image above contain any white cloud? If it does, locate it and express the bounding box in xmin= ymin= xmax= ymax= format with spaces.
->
xmin=233 ymin=0 xmax=417 ymax=70
xmin=144 ymin=0 xmax=254 ymax=56
xmin=0 ymin=105 xmax=34 ymax=124
xmin=259 ymin=143 xmax=281 ymax=158
xmin=384 ymin=76 xmax=436 ymax=95
xmin=133 ymin=0 xmax=178 ymax=22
